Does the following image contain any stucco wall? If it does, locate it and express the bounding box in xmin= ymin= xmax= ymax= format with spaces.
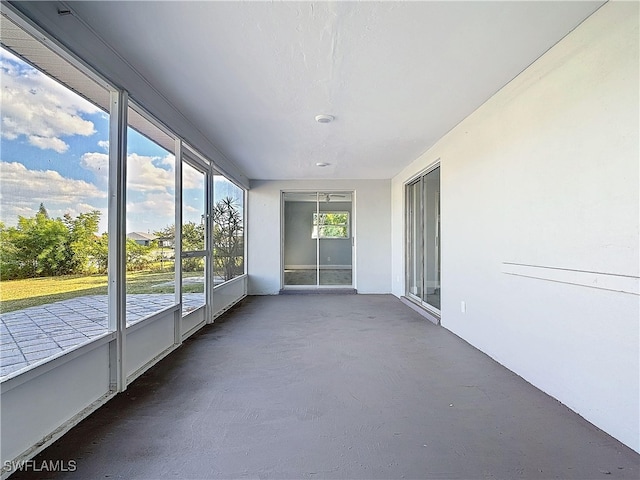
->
xmin=392 ymin=1 xmax=639 ymax=451
xmin=248 ymin=179 xmax=391 ymax=294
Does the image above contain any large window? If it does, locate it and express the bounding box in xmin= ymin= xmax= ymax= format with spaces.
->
xmin=0 ymin=12 xmax=248 ymax=381
xmin=0 ymin=37 xmax=111 ymax=376
xmin=213 ymin=174 xmax=244 ymax=284
xmin=125 ymin=106 xmax=176 ymax=325
xmin=406 ymin=166 xmax=440 ymax=312
xmin=312 ymin=212 xmax=350 ymax=239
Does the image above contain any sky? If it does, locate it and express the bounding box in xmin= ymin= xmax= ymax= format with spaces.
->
xmin=0 ymin=46 xmax=242 ymax=236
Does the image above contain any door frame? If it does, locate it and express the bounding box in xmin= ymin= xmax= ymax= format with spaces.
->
xmin=179 ymin=147 xmax=212 ymax=324
xmin=280 ymin=190 xmax=356 ymax=291
xmin=405 ymin=161 xmax=441 ymax=317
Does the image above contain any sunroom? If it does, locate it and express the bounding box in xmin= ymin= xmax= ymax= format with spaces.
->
xmin=1 ymin=1 xmax=638 ymax=478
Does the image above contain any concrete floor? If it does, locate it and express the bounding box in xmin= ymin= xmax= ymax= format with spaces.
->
xmin=11 ymin=295 xmax=639 ymax=479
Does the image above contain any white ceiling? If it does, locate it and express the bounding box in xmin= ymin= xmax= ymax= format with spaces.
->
xmin=13 ymin=1 xmax=604 ymax=181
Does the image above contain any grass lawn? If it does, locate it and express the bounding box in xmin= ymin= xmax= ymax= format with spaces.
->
xmin=0 ymin=269 xmax=204 ymax=313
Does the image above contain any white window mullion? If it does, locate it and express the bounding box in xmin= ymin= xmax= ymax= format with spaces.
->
xmin=174 ymin=139 xmax=183 ymax=342
xmin=107 ymin=89 xmax=128 ymax=392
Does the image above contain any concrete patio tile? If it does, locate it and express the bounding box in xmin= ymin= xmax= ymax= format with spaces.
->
xmin=5 ymin=324 xmax=38 ymax=333
xmin=56 ymin=339 xmax=89 ymax=348
xmin=15 ymin=337 xmax=58 ymax=348
xmin=1 ymin=349 xmax=23 ymax=360
xmin=1 ymin=354 xmax=27 ymax=365
xmin=51 ymin=332 xmax=86 ymax=341
xmin=1 ymin=362 xmax=28 ymax=376
xmin=24 ymin=349 xmax=63 ymax=362
xmin=10 ymin=331 xmax=48 ymax=340
xmin=48 ymin=329 xmax=77 ymax=337
xmin=8 ymin=325 xmax=41 ymax=333
xmin=0 ymin=293 xmax=196 ymax=378
xmin=1 ymin=318 xmax=31 ymax=325
xmin=10 ymin=335 xmax=45 ymax=344
xmin=21 ymin=342 xmax=59 ymax=354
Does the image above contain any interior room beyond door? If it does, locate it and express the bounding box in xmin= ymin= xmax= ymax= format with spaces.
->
xmin=283 ymin=192 xmax=353 ymax=289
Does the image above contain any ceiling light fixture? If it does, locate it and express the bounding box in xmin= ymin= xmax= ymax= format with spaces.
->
xmin=315 ymin=114 xmax=334 ymax=124
xmin=316 ymin=162 xmax=330 ymax=167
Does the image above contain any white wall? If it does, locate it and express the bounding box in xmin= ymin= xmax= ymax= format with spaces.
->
xmin=248 ymin=179 xmax=391 ymax=294
xmin=392 ymin=1 xmax=639 ymax=452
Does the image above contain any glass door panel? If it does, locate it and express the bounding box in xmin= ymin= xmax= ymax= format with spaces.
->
xmin=283 ymin=191 xmax=353 ymax=288
xmin=406 ymin=166 xmax=440 ymax=313
xmin=181 ymin=161 xmax=207 ymax=314
xmin=283 ymin=192 xmax=317 ymax=286
xmin=423 ymin=168 xmax=440 ymax=310
xmin=318 ymin=192 xmax=352 ymax=286
xmin=181 ymin=255 xmax=205 ymax=314
xmin=407 ymin=181 xmax=423 ymax=300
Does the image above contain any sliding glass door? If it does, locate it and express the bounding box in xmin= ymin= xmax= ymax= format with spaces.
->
xmin=406 ymin=166 xmax=440 ymax=312
xmin=283 ymin=191 xmax=353 ymax=289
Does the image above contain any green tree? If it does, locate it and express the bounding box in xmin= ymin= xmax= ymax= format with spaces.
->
xmin=89 ymin=233 xmax=109 ymax=273
xmin=63 ymin=210 xmax=101 ymax=274
xmin=182 ymin=222 xmax=205 ymax=251
xmin=5 ymin=210 xmax=69 ymax=278
xmin=0 ymin=222 xmax=20 ymax=280
xmin=212 ymin=196 xmax=243 ymax=281
xmin=0 ymin=207 xmax=103 ymax=279
xmin=126 ymin=239 xmax=152 ymax=271
xmin=152 ymin=198 xmax=243 ymax=279
xmin=155 ymin=221 xmax=205 ymax=272
xmin=38 ymin=203 xmax=49 ymax=218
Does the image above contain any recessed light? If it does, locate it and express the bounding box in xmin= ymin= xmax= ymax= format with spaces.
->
xmin=315 ymin=114 xmax=334 ymax=124
xmin=316 ymin=162 xmax=330 ymax=167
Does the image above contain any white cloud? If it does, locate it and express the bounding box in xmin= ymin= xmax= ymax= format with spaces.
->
xmin=0 ymin=48 xmax=99 ymax=152
xmin=81 ymin=152 xmax=178 ymax=193
xmin=127 ymin=153 xmax=174 ymax=192
xmin=28 ymin=135 xmax=69 ymax=153
xmin=182 ymin=161 xmax=204 ymax=189
xmin=80 ymin=152 xmax=109 ymax=181
xmin=98 ymin=140 xmax=109 ymax=151
xmin=127 ymin=191 xmax=174 ymax=214
xmin=0 ymin=161 xmax=107 ymax=228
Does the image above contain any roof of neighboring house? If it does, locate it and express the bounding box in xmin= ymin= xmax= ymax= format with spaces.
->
xmin=127 ymin=232 xmax=156 ymax=241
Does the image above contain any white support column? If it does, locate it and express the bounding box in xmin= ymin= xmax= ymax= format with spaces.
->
xmin=108 ymin=90 xmax=128 ymax=392
xmin=174 ymin=139 xmax=183 ymax=343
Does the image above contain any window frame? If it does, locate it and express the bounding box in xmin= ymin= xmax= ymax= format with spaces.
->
xmin=312 ymin=211 xmax=350 ymax=240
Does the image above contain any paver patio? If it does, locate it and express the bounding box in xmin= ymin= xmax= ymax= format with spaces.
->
xmin=0 ymin=294 xmax=204 ymax=378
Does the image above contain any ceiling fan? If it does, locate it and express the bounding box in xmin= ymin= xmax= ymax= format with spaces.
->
xmin=322 ymin=193 xmax=348 ymax=202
